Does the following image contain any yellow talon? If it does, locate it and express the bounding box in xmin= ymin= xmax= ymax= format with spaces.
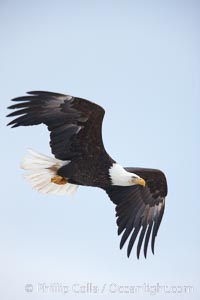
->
xmin=51 ymin=175 xmax=68 ymax=185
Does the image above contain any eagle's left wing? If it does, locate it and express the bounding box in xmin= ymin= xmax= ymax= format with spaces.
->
xmin=105 ymin=168 xmax=167 ymax=258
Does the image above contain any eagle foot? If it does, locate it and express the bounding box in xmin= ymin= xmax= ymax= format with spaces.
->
xmin=51 ymin=175 xmax=68 ymax=185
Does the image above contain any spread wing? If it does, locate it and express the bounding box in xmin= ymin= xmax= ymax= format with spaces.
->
xmin=105 ymin=168 xmax=167 ymax=258
xmin=7 ymin=91 xmax=105 ymax=160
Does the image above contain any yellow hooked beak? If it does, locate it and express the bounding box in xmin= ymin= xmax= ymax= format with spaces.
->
xmin=132 ymin=177 xmax=146 ymax=187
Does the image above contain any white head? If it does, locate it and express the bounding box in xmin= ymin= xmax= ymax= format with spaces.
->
xmin=109 ymin=163 xmax=146 ymax=187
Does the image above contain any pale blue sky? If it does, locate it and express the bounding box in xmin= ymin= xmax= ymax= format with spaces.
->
xmin=0 ymin=0 xmax=199 ymax=299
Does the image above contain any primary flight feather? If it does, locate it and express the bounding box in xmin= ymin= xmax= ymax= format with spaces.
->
xmin=7 ymin=91 xmax=167 ymax=258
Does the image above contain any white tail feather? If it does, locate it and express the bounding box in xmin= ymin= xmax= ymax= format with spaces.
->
xmin=21 ymin=149 xmax=78 ymax=195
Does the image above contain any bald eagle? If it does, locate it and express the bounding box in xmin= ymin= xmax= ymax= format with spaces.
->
xmin=7 ymin=91 xmax=167 ymax=258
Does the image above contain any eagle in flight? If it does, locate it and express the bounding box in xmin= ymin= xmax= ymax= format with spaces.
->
xmin=7 ymin=91 xmax=167 ymax=258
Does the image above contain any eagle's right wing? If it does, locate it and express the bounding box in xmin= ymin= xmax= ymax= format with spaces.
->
xmin=7 ymin=91 xmax=106 ymax=161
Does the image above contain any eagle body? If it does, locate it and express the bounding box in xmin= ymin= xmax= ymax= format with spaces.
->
xmin=57 ymin=152 xmax=114 ymax=188
xmin=7 ymin=91 xmax=168 ymax=258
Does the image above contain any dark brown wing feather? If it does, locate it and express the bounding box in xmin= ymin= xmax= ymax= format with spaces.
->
xmin=7 ymin=91 xmax=105 ymax=160
xmin=105 ymin=168 xmax=167 ymax=258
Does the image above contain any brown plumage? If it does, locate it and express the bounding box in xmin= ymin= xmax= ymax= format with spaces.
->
xmin=7 ymin=91 xmax=168 ymax=258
